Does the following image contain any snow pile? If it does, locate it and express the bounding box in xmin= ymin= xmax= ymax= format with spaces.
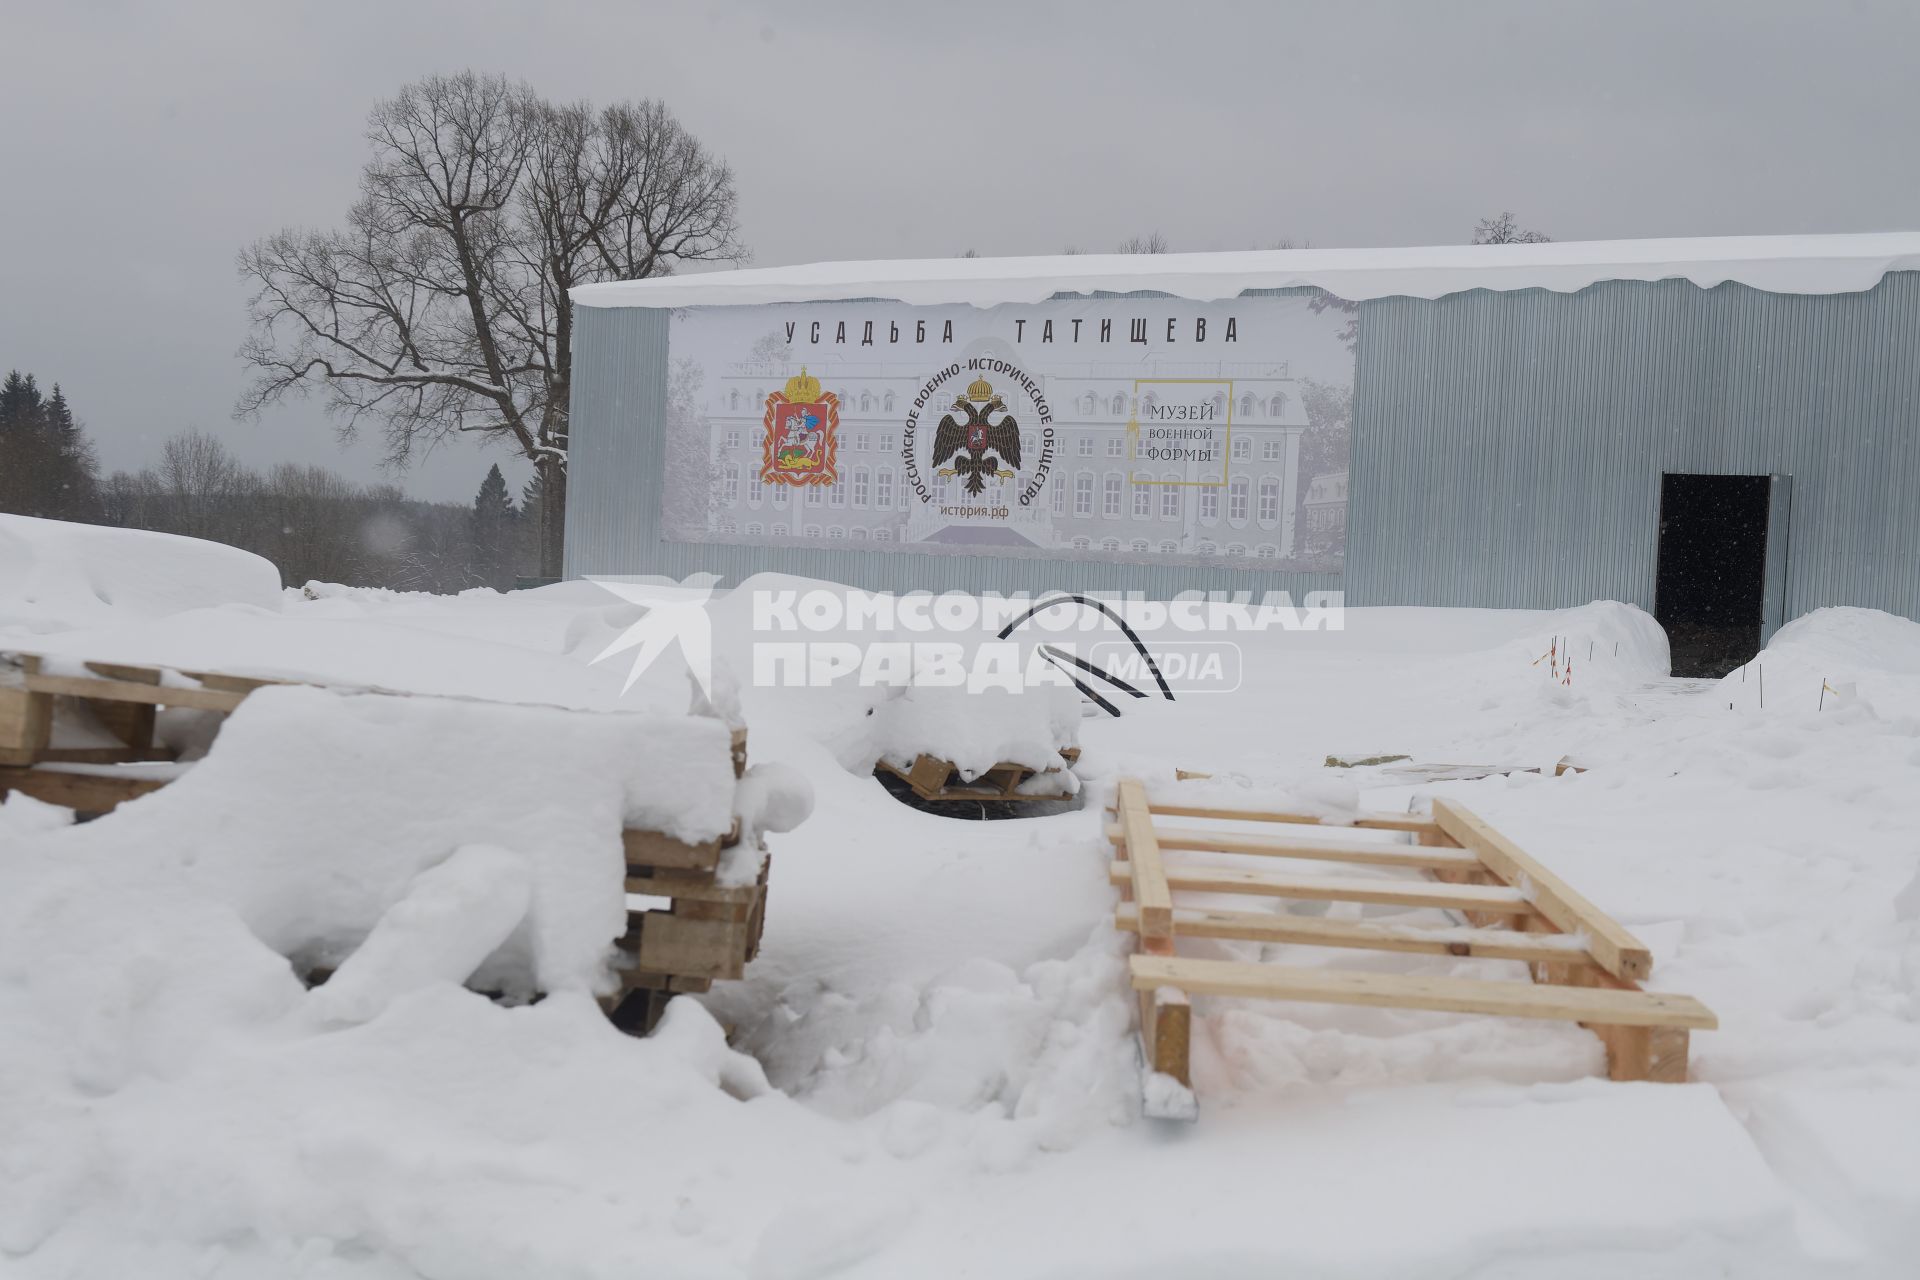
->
xmin=19 ymin=684 xmax=740 ymax=994
xmin=0 ymin=514 xmax=281 ymax=633
xmin=1720 ymin=606 xmax=1920 ymax=718
xmin=308 ymin=844 xmax=534 ymax=1025
xmin=16 ymin=605 xmax=701 ymax=715
xmin=700 ymin=573 xmax=1085 ymax=782
xmin=870 ymin=679 xmax=1081 ymax=782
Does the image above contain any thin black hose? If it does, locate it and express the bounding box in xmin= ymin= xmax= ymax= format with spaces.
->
xmin=997 ymin=593 xmax=1174 ymax=701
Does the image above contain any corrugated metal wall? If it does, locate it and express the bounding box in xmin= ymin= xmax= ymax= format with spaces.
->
xmin=566 ymin=274 xmax=1920 ymax=621
xmin=1357 ymin=273 xmax=1920 ymax=618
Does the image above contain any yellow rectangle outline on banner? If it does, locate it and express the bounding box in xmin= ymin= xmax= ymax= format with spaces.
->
xmin=1127 ymin=377 xmax=1233 ymax=487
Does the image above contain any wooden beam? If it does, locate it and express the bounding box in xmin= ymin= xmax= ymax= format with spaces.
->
xmin=24 ymin=672 xmax=245 ymax=713
xmin=1593 ymin=1024 xmax=1692 ymax=1083
xmin=0 ymin=766 xmax=170 ymax=812
xmin=1110 ymin=861 xmax=1535 ymax=916
xmin=626 ymin=856 xmax=768 ymax=906
xmin=82 ymin=663 xmax=160 ymax=751
xmin=37 ymin=746 xmax=176 ymax=765
xmin=1125 ymin=801 xmax=1440 ymax=837
xmin=636 ymin=912 xmax=752 ymax=981
xmin=180 ymin=670 xmax=288 ymax=695
xmin=1105 ymin=822 xmax=1484 ymax=872
xmin=1129 ymin=955 xmax=1717 ymax=1030
xmin=621 ymin=826 xmax=725 ymax=873
xmin=0 ymin=656 xmax=53 ymax=766
xmin=1138 ymin=986 xmax=1191 ymax=1086
xmin=83 ymin=661 xmax=163 ymax=683
xmin=1115 ymin=904 xmax=1597 ymax=969
xmin=1117 ymin=778 xmax=1173 ymax=946
xmin=1430 ymin=799 xmax=1653 ymax=982
xmin=903 ymin=754 xmax=953 ymax=798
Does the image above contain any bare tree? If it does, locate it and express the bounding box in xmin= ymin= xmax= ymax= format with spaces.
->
xmin=1116 ymin=232 xmax=1171 ymax=254
xmin=158 ymin=431 xmax=247 ymax=541
xmin=1472 ymin=212 xmax=1552 ymax=245
xmin=237 ymin=72 xmax=746 ymax=577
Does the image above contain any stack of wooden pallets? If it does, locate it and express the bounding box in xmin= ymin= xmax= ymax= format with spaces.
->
xmin=1 ymin=650 xmax=767 ymax=1032
xmin=612 ymin=738 xmax=768 ymax=1032
xmin=1107 ymin=778 xmax=1717 ymax=1111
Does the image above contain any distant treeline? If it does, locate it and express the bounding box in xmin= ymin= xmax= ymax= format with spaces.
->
xmin=0 ymin=370 xmax=540 ymax=593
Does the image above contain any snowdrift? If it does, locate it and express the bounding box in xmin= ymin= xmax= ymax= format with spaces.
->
xmin=18 ymin=684 xmax=739 ymax=993
xmin=1719 ymin=605 xmax=1920 ymax=719
xmin=0 ymin=514 xmax=282 ymax=632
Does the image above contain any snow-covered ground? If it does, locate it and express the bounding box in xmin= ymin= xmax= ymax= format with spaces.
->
xmin=2 ymin=513 xmax=1917 ymax=1278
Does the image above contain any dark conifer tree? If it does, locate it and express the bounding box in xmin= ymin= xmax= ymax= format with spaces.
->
xmin=469 ymin=463 xmax=517 ymax=589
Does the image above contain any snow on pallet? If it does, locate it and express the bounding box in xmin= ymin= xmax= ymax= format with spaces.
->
xmin=875 ymin=747 xmax=1081 ymax=803
xmin=1106 ymin=779 xmax=1717 ymax=1113
xmin=1 ymin=650 xmax=764 ymax=1031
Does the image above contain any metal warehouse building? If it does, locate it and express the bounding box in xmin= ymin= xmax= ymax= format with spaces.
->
xmin=564 ymin=233 xmax=1920 ymax=674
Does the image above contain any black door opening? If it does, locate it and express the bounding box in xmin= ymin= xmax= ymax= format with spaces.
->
xmin=1654 ymin=474 xmax=1775 ymax=677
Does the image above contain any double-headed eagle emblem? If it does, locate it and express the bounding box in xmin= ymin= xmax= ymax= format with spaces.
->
xmin=932 ymin=376 xmax=1022 ymax=496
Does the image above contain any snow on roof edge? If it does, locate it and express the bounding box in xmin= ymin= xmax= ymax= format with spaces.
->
xmin=572 ymin=232 xmax=1920 ymax=310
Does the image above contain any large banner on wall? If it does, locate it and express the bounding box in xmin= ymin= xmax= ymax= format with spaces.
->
xmin=660 ymin=295 xmax=1353 ymax=571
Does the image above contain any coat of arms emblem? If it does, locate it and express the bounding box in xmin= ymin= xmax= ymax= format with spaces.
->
xmin=932 ymin=376 xmax=1022 ymax=496
xmin=760 ymin=368 xmax=839 ymax=487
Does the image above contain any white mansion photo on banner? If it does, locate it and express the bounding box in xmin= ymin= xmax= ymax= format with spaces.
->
xmin=659 ymin=295 xmax=1354 ymax=571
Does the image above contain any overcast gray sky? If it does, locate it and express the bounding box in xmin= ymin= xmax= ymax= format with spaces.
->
xmin=2 ymin=0 xmax=1914 ymax=502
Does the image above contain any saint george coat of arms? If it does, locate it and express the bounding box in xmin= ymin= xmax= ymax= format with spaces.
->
xmin=760 ymin=368 xmax=839 ymax=487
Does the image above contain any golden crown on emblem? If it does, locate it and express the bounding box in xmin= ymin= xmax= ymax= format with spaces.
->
xmin=965 ymin=376 xmax=996 ymax=403
xmin=783 ymin=367 xmax=822 ymax=402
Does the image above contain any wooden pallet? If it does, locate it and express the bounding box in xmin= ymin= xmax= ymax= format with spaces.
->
xmin=876 ymin=746 xmax=1081 ymax=802
xmin=2 ymin=650 xmax=765 ymax=1033
xmin=1107 ymin=779 xmax=1716 ymax=1112
xmin=609 ymin=817 xmax=771 ymax=1033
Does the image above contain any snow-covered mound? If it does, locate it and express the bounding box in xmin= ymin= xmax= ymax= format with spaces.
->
xmin=19 ymin=684 xmax=739 ymax=995
xmin=0 ymin=514 xmax=282 ymax=633
xmin=1718 ymin=606 xmax=1920 ymax=718
xmin=871 ymin=680 xmax=1082 ymax=782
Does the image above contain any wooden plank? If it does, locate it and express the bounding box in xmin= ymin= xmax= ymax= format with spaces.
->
xmin=621 ymin=826 xmax=724 ymax=873
xmin=903 ymin=754 xmax=954 ymax=798
xmin=82 ymin=663 xmax=160 ymax=750
xmin=626 ymin=857 xmax=768 ymax=905
xmin=981 ymin=763 xmax=1027 ymax=796
xmin=0 ymin=655 xmax=53 ymax=765
xmin=637 ymin=912 xmax=751 ymax=981
xmin=1107 ymin=804 xmax=1439 ymax=835
xmin=1114 ymin=904 xmax=1597 ymax=968
xmin=0 ymin=766 xmax=170 ymax=812
xmin=1132 ymin=801 xmax=1440 ymax=837
xmin=180 ymin=671 xmax=288 ymax=695
xmin=1430 ymin=799 xmax=1653 ymax=982
xmin=24 ymin=672 xmax=245 ymax=713
xmin=1117 ymin=778 xmax=1173 ymax=946
xmin=1138 ymin=986 xmax=1191 ymax=1086
xmin=1105 ymin=822 xmax=1484 ymax=871
xmin=1110 ymin=861 xmax=1536 ymax=916
xmin=37 ymin=745 xmax=176 ymax=764
xmin=1594 ymin=1025 xmax=1691 ymax=1083
xmin=1129 ymin=955 xmax=1717 ymax=1030
xmin=1547 ymin=956 xmax=1695 ymax=1081
xmin=83 ymin=662 xmax=163 ymax=683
